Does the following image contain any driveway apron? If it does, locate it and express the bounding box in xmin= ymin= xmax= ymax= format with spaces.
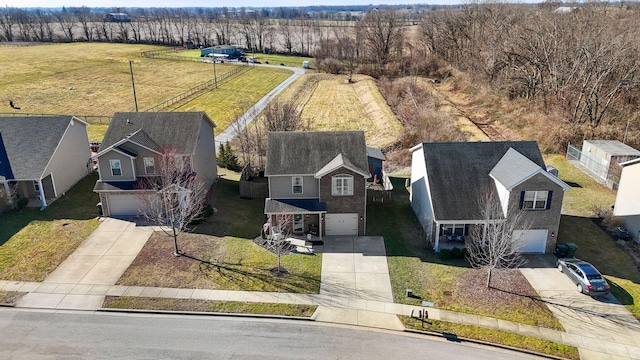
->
xmin=316 ymin=236 xmax=402 ymax=330
xmin=16 ymin=218 xmax=152 ymax=310
xmin=521 ymin=255 xmax=640 ymax=359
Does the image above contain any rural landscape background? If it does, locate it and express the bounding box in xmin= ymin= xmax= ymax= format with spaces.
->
xmin=1 ymin=2 xmax=640 ymax=359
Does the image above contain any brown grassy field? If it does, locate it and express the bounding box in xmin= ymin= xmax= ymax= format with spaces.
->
xmin=0 ymin=43 xmax=292 ymax=142
xmin=277 ymin=73 xmax=403 ymax=149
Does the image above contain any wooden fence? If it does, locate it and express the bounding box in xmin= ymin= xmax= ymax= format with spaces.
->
xmin=239 ymin=164 xmax=269 ymax=199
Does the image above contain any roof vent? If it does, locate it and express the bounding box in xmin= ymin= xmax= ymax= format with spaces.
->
xmin=127 ymin=119 xmax=131 ymax=124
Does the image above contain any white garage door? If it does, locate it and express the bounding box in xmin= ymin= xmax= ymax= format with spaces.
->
xmin=514 ymin=229 xmax=548 ymax=253
xmin=107 ymin=195 xmax=147 ymax=216
xmin=325 ymin=213 xmax=358 ymax=236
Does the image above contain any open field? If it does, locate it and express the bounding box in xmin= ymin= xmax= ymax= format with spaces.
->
xmin=0 ymin=173 xmax=100 ymax=281
xmin=0 ymin=43 xmax=292 ymax=142
xmin=277 ymin=74 xmax=403 ymax=149
xmin=116 ymin=168 xmax=322 ymax=294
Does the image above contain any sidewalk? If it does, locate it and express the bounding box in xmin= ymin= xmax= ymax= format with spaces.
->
xmin=3 ymin=280 xmax=640 ymax=358
xmin=2 ymin=217 xmax=640 ymax=359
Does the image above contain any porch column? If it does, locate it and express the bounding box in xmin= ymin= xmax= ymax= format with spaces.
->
xmin=2 ymin=180 xmax=8 ymax=193
xmin=434 ymin=221 xmax=440 ymax=252
xmin=319 ymin=214 xmax=323 ymax=240
xmin=38 ymin=179 xmax=47 ymax=210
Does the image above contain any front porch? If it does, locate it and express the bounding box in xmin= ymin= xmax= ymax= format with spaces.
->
xmin=264 ymin=198 xmax=327 ymax=240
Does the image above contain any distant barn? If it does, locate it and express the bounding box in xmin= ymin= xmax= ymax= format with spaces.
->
xmin=105 ymin=13 xmax=131 ymax=22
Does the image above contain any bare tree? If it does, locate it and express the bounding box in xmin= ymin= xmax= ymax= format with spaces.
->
xmin=266 ymin=214 xmax=293 ymax=275
xmin=137 ymin=149 xmax=209 ymax=256
xmin=465 ymin=190 xmax=529 ymax=288
xmin=0 ymin=7 xmax=16 ymax=41
xmin=55 ymin=10 xmax=77 ymax=41
xmin=262 ymin=99 xmax=304 ymax=132
xmin=359 ymin=7 xmax=405 ymax=73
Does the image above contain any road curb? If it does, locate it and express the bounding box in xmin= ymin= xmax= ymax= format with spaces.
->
xmin=98 ymin=307 xmax=315 ymax=322
xmin=404 ymin=328 xmax=567 ymax=360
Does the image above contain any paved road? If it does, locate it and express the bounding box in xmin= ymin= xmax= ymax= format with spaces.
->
xmin=0 ymin=309 xmax=545 ymax=360
xmin=215 ymin=64 xmax=306 ymax=147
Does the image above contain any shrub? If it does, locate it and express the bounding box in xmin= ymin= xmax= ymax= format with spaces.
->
xmin=319 ymin=57 xmax=343 ymax=74
xmin=17 ymin=197 xmax=29 ymax=209
xmin=438 ymin=248 xmax=452 ymax=261
xmin=450 ymin=247 xmax=466 ymax=259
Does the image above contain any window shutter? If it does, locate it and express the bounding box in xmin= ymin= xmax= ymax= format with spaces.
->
xmin=546 ymin=191 xmax=553 ymax=210
xmin=519 ymin=191 xmax=525 ymax=209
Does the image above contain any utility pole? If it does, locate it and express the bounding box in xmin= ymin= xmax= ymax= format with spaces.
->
xmin=212 ymin=58 xmax=218 ymax=89
xmin=129 ymin=60 xmax=138 ymax=112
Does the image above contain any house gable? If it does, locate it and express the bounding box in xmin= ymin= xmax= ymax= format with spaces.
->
xmin=614 ymin=161 xmax=640 ymax=217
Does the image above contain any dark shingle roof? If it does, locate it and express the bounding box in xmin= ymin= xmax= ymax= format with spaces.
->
xmin=264 ymin=198 xmax=327 ymax=214
xmin=265 ymin=131 xmax=368 ymax=176
xmin=0 ymin=116 xmax=79 ymax=180
xmin=101 ymin=112 xmax=214 ymax=154
xmin=421 ymin=141 xmax=545 ymax=221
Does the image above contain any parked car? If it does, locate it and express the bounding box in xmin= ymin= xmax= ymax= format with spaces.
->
xmin=557 ymin=258 xmax=610 ymax=296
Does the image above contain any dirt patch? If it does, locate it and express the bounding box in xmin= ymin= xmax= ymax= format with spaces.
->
xmin=452 ymin=268 xmax=562 ymax=329
xmin=0 ymin=291 xmax=26 ymax=305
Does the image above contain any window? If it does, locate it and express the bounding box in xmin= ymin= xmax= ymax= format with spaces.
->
xmin=33 ymin=181 xmax=40 ymax=193
xmin=293 ymin=214 xmax=304 ymax=233
xmin=110 ymin=159 xmax=122 ymax=176
xmin=522 ymin=190 xmax=549 ymax=210
xmin=442 ymin=224 xmax=465 ymax=236
xmin=292 ymin=176 xmax=303 ymax=194
xmin=143 ymin=157 xmax=155 ymax=174
xmin=332 ymin=174 xmax=353 ymax=196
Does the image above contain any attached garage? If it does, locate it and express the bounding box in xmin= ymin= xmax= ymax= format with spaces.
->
xmin=325 ymin=213 xmax=358 ymax=236
xmin=105 ymin=194 xmax=148 ymax=217
xmin=514 ymin=229 xmax=548 ymax=253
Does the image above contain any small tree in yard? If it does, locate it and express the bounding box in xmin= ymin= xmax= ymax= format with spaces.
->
xmin=465 ymin=190 xmax=529 ymax=288
xmin=138 ymin=149 xmax=209 ymax=257
xmin=266 ymin=214 xmax=293 ymax=276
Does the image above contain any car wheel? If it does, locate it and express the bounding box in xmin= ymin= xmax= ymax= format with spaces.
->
xmin=557 ymin=264 xmax=563 ymax=272
xmin=577 ymin=284 xmax=583 ymax=293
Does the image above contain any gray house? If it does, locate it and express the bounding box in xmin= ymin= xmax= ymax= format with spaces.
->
xmin=93 ymin=112 xmax=216 ymax=217
xmin=0 ymin=116 xmax=92 ymax=209
xmin=410 ymin=141 xmax=570 ymax=253
xmin=264 ymin=131 xmax=370 ymax=238
xmin=613 ymin=158 xmax=640 ymax=243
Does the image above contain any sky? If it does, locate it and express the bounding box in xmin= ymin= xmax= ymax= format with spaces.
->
xmin=2 ymin=0 xmax=463 ymax=9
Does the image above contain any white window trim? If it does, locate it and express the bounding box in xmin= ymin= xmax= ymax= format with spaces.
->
xmin=143 ymin=157 xmax=156 ymax=175
xmin=110 ymin=159 xmax=122 ymax=176
xmin=292 ymin=176 xmax=303 ymax=194
xmin=523 ymin=190 xmax=548 ymax=210
xmin=332 ymin=174 xmax=354 ymax=196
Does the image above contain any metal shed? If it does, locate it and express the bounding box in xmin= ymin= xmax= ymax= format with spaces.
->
xmin=579 ymin=140 xmax=640 ymax=189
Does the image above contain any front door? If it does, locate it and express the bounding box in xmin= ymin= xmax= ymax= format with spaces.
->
xmin=293 ymin=214 xmax=304 ymax=233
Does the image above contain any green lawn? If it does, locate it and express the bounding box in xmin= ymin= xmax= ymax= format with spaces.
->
xmin=546 ymin=155 xmax=640 ymax=321
xmin=368 ymin=178 xmax=562 ymax=329
xmin=104 ymin=296 xmax=317 ymax=317
xmin=0 ymin=173 xmax=100 ymax=281
xmin=401 ymin=317 xmax=579 ymax=360
xmin=116 ymin=169 xmax=322 ymax=293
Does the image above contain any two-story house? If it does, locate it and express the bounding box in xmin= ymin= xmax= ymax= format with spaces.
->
xmin=93 ymin=112 xmax=216 ymax=217
xmin=410 ymin=141 xmax=570 ymax=253
xmin=264 ymin=131 xmax=370 ymax=238
xmin=0 ymin=116 xmax=92 ymax=210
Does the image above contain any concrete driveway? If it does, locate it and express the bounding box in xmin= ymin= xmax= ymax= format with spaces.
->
xmin=314 ymin=236 xmax=403 ymax=330
xmin=16 ymin=218 xmax=152 ymax=310
xmin=521 ymin=255 xmax=640 ymax=359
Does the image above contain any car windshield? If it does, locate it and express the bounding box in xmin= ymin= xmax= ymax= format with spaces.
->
xmin=587 ymin=274 xmax=604 ymax=282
